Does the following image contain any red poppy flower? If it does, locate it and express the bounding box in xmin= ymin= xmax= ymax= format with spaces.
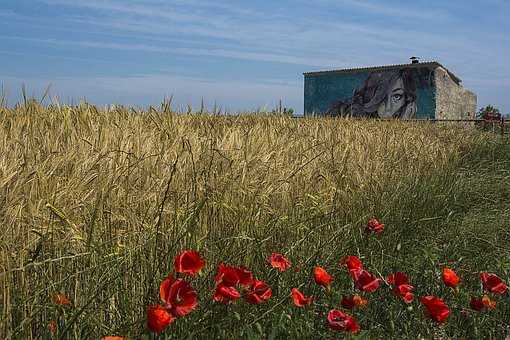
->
xmin=387 ymin=272 xmax=409 ymax=286
xmin=366 ymin=218 xmax=384 ymax=234
xmin=268 ymin=253 xmax=291 ymax=272
xmin=341 ymin=295 xmax=368 ymax=309
xmin=482 ymin=295 xmax=497 ymax=309
xmin=174 ymin=250 xmax=205 ymax=276
xmin=442 ymin=268 xmax=460 ymax=288
xmin=147 ymin=305 xmax=174 ymax=333
xmin=236 ymin=266 xmax=254 ymax=287
xmin=470 ymin=297 xmax=484 ymax=311
xmin=48 ymin=320 xmax=57 ymax=335
xmin=480 ymin=272 xmax=508 ymax=295
xmin=214 ymin=263 xmax=253 ymax=287
xmin=245 ymin=280 xmax=272 ymax=304
xmin=215 ymin=263 xmax=240 ymax=287
xmin=52 ymin=293 xmax=71 ymax=306
xmin=213 ymin=284 xmax=241 ymax=304
xmin=354 ymin=294 xmax=369 ymax=307
xmin=314 ymin=266 xmax=333 ymax=288
xmin=340 ymin=256 xmax=364 ymax=279
xmin=387 ymin=272 xmax=414 ymax=303
xmin=159 ymin=275 xmax=198 ymax=317
xmin=340 ymin=296 xmax=356 ymax=310
xmin=291 ymin=288 xmax=313 ymax=307
xmin=395 ymin=284 xmax=415 ymax=303
xmin=420 ymin=296 xmax=450 ymax=323
xmin=354 ymin=270 xmax=380 ymax=292
xmin=327 ymin=309 xmax=360 ymax=333
xmin=471 ymin=295 xmax=497 ymax=311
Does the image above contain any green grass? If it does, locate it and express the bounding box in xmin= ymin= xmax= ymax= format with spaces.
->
xmin=0 ymin=102 xmax=509 ymax=339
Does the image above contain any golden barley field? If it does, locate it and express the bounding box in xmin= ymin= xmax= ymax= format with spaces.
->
xmin=0 ymin=101 xmax=509 ymax=339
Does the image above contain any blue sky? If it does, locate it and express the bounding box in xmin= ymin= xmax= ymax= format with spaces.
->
xmin=1 ymin=0 xmax=509 ymax=114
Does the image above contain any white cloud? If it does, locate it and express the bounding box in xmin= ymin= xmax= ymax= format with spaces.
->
xmin=36 ymin=0 xmax=445 ymax=56
xmin=0 ymin=35 xmax=343 ymax=67
xmin=313 ymin=0 xmax=450 ymax=21
xmin=28 ymin=0 xmax=491 ymax=76
xmin=4 ymin=0 xmax=509 ymax=113
xmin=41 ymin=0 xmax=213 ymax=24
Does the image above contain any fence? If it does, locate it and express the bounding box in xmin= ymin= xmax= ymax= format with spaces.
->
xmin=295 ymin=116 xmax=509 ymax=134
xmin=426 ymin=117 xmax=508 ymax=135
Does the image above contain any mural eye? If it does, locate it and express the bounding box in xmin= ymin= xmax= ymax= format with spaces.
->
xmin=391 ymin=94 xmax=403 ymax=103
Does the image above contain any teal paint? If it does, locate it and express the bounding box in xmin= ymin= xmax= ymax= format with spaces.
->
xmin=304 ymin=65 xmax=436 ymax=119
xmin=304 ymin=73 xmax=367 ymax=115
xmin=415 ymin=87 xmax=435 ymax=119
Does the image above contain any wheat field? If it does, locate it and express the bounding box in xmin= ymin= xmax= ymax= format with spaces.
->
xmin=0 ymin=101 xmax=509 ymax=339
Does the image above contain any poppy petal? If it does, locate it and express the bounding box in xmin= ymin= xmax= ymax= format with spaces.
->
xmin=268 ymin=253 xmax=292 ymax=272
xmin=442 ymin=268 xmax=460 ymax=288
xmin=147 ymin=305 xmax=174 ymax=333
xmin=314 ymin=266 xmax=333 ymax=287
xmin=174 ymin=250 xmax=205 ymax=276
xmin=291 ymin=288 xmax=313 ymax=307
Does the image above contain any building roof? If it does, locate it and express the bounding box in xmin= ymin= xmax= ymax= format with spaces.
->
xmin=303 ymin=61 xmax=462 ymax=84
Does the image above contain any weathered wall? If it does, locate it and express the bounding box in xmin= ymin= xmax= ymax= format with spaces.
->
xmin=304 ymin=66 xmax=437 ymax=119
xmin=434 ymin=67 xmax=477 ymax=119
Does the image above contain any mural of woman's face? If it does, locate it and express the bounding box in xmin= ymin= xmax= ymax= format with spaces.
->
xmin=377 ymin=77 xmax=405 ymax=118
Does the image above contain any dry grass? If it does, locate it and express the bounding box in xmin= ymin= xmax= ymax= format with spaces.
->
xmin=0 ymin=101 xmax=508 ymax=339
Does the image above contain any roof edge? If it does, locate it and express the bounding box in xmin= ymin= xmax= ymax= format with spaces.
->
xmin=303 ymin=61 xmax=462 ymax=84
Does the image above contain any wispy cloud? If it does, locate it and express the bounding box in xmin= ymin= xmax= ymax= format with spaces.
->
xmin=31 ymin=14 xmax=496 ymax=73
xmin=9 ymin=0 xmax=504 ymax=81
xmin=0 ymin=9 xmax=16 ymax=17
xmin=0 ymin=35 xmax=342 ymax=67
xmin=41 ymin=0 xmax=258 ymax=18
xmin=311 ymin=0 xmax=450 ymax=21
xmin=9 ymin=1 xmax=505 ymax=75
xmin=41 ymin=0 xmax=214 ymax=24
xmin=0 ymin=49 xmax=137 ymax=65
xmin=3 ymin=0 xmax=510 ymax=112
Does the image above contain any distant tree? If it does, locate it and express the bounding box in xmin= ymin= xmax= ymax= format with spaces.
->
xmin=271 ymin=103 xmax=294 ymax=116
xmin=477 ymin=105 xmax=501 ymax=120
xmin=283 ymin=107 xmax=294 ymax=116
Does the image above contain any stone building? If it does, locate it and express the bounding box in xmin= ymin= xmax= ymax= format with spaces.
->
xmin=303 ymin=60 xmax=477 ymax=119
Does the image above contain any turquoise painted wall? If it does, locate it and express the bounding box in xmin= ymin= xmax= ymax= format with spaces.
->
xmin=304 ymin=67 xmax=436 ymax=119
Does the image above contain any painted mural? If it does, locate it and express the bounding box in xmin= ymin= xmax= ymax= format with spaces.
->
xmin=304 ymin=66 xmax=436 ymax=119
